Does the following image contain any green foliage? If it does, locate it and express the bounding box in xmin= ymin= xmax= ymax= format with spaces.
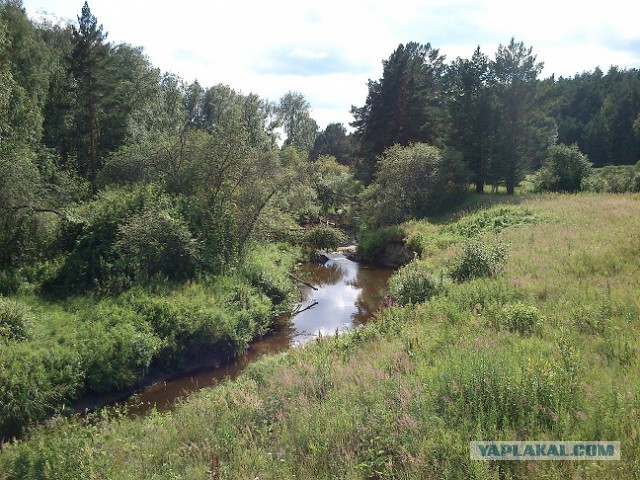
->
xmin=311 ymin=155 xmax=359 ymax=215
xmin=114 ymin=209 xmax=201 ymax=280
xmin=492 ymin=38 xmax=546 ymax=194
xmin=451 ymin=239 xmax=509 ymax=281
xmin=0 ymin=297 xmax=31 ymax=341
xmin=278 ymin=91 xmax=318 ymax=155
xmin=535 ymin=143 xmax=593 ymax=192
xmin=359 ymin=143 xmax=469 ymax=227
xmin=491 ymin=302 xmax=543 ymax=336
xmin=42 ymin=185 xmax=173 ymax=295
xmin=239 ymin=243 xmax=298 ymax=306
xmin=77 ymin=304 xmax=161 ymax=393
xmin=582 ymin=163 xmax=640 ymax=193
xmin=446 ymin=46 xmax=497 ymax=193
xmin=356 ymin=225 xmax=405 ymax=261
xmin=388 ymin=261 xmax=442 ymax=305
xmin=351 ymin=42 xmax=447 ymax=176
xmin=303 ymin=226 xmax=348 ymax=251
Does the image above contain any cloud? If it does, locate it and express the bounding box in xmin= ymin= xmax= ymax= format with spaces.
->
xmin=254 ymin=45 xmax=371 ymax=76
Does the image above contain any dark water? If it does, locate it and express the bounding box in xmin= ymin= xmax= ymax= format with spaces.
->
xmin=125 ymin=253 xmax=392 ymax=415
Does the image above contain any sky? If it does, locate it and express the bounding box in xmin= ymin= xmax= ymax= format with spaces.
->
xmin=22 ymin=0 xmax=640 ymax=130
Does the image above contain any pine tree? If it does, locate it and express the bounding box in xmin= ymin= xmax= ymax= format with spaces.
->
xmin=493 ymin=38 xmax=544 ymax=194
xmin=351 ymin=42 xmax=446 ymax=183
xmin=70 ymin=1 xmax=108 ymax=195
xmin=447 ymin=46 xmax=498 ymax=193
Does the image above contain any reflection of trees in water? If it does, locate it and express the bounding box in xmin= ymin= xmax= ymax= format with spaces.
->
xmin=351 ymin=266 xmax=394 ymax=326
xmin=296 ymin=258 xmax=393 ymax=327
xmin=297 ymin=262 xmax=346 ymax=286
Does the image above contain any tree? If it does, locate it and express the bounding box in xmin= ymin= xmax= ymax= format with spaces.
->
xmin=310 ymin=122 xmax=355 ymax=165
xmin=493 ymin=38 xmax=544 ymax=194
xmin=1 ymin=0 xmax=51 ymax=146
xmin=447 ymin=46 xmax=498 ymax=193
xmin=70 ymin=1 xmax=108 ymax=195
xmin=351 ymin=42 xmax=447 ymax=182
xmin=311 ymin=155 xmax=359 ymax=215
xmin=278 ymin=91 xmax=318 ymax=155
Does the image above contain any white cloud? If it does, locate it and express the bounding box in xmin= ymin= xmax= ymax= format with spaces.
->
xmin=23 ymin=0 xmax=640 ymax=129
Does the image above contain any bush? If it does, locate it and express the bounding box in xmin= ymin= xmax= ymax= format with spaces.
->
xmin=239 ymin=244 xmax=297 ymax=306
xmin=451 ymin=239 xmax=509 ymax=282
xmin=115 ymin=209 xmax=201 ymax=280
xmin=0 ymin=297 xmax=31 ymax=341
xmin=357 ymin=225 xmax=405 ymax=261
xmin=359 ymin=143 xmax=469 ymax=227
xmin=388 ymin=261 xmax=442 ymax=305
xmin=303 ymin=226 xmax=347 ymax=250
xmin=42 ymin=185 xmax=176 ymax=296
xmin=534 ymin=143 xmax=592 ymax=193
xmin=492 ymin=302 xmax=543 ymax=336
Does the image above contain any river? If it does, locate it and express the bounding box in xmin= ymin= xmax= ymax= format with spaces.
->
xmin=124 ymin=253 xmax=393 ymax=415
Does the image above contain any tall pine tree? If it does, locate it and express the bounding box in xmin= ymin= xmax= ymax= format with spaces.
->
xmin=351 ymin=42 xmax=446 ymax=183
xmin=493 ymin=38 xmax=544 ymax=194
xmin=447 ymin=46 xmax=497 ymax=193
xmin=70 ymin=1 xmax=108 ymax=195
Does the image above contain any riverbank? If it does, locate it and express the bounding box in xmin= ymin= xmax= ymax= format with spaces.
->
xmin=0 ymin=243 xmax=300 ymax=441
xmin=2 ymin=194 xmax=639 ymax=479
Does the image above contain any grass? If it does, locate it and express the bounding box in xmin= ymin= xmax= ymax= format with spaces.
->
xmin=1 ymin=193 xmax=640 ymax=479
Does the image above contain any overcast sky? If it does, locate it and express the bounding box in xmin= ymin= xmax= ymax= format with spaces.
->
xmin=23 ymin=0 xmax=640 ymax=129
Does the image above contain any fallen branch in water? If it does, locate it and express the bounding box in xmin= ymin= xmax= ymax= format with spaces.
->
xmin=287 ymin=273 xmax=318 ymax=291
xmin=293 ymin=301 xmax=319 ymax=315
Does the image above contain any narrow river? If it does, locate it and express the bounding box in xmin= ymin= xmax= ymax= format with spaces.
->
xmin=124 ymin=253 xmax=392 ymax=416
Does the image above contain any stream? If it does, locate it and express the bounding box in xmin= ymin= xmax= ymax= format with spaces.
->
xmin=123 ymin=253 xmax=393 ymax=416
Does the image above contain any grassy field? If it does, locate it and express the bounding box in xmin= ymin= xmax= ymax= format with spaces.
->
xmin=1 ymin=193 xmax=639 ymax=479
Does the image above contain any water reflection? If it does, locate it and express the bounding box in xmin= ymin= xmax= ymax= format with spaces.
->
xmin=126 ymin=253 xmax=392 ymax=414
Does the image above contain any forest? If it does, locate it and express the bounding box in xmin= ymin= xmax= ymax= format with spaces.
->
xmin=1 ymin=0 xmax=640 ymax=478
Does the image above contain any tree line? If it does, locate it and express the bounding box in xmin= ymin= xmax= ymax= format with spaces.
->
xmin=348 ymin=40 xmax=640 ymax=191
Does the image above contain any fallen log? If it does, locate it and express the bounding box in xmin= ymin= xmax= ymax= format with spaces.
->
xmin=287 ymin=273 xmax=319 ymax=291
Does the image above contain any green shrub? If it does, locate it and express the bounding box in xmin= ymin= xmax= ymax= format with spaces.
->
xmin=239 ymin=244 xmax=297 ymax=306
xmin=492 ymin=302 xmax=543 ymax=336
xmin=78 ymin=303 xmax=161 ymax=393
xmin=42 ymin=185 xmax=171 ymax=296
xmin=115 ymin=209 xmax=201 ymax=280
xmin=451 ymin=239 xmax=509 ymax=282
xmin=0 ymin=343 xmax=84 ymax=437
xmin=357 ymin=225 xmax=405 ymax=261
xmin=303 ymin=226 xmax=347 ymax=250
xmin=534 ymin=143 xmax=592 ymax=193
xmin=0 ymin=297 xmax=31 ymax=341
xmin=359 ymin=143 xmax=469 ymax=227
xmin=388 ymin=261 xmax=442 ymax=305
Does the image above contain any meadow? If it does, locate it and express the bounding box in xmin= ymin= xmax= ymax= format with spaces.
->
xmin=1 ymin=193 xmax=639 ymax=479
